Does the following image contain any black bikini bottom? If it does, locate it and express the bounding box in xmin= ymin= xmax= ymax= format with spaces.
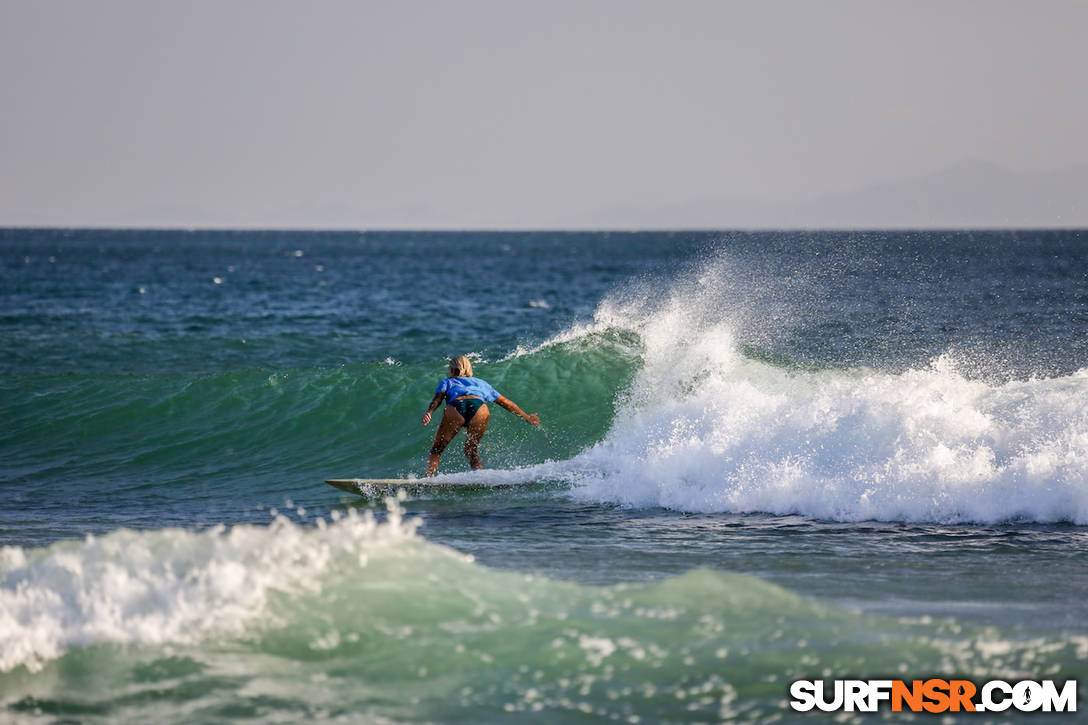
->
xmin=450 ymin=397 xmax=484 ymax=423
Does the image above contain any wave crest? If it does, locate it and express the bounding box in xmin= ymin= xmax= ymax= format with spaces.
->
xmin=546 ymin=269 xmax=1088 ymax=523
xmin=0 ymin=500 xmax=423 ymax=673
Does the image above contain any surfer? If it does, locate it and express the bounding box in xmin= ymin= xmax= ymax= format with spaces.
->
xmin=422 ymin=355 xmax=540 ymax=476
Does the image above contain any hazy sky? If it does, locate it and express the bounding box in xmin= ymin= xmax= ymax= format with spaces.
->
xmin=2 ymin=0 xmax=1086 ymax=228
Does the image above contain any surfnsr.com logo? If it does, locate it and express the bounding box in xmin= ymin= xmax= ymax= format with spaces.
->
xmin=789 ymin=679 xmax=1077 ymax=713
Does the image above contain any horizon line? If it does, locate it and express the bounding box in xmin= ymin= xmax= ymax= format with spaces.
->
xmin=3 ymin=224 xmax=1087 ymax=234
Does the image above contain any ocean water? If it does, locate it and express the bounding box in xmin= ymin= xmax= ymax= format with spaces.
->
xmin=1 ymin=228 xmax=1087 ymax=722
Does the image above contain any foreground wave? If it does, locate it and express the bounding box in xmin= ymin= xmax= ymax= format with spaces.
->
xmin=1 ymin=503 xmax=1083 ymax=722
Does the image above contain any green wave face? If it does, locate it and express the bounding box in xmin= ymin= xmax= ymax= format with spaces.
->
xmin=1 ymin=331 xmax=641 ymax=490
xmin=3 ymin=508 xmax=1081 ymax=723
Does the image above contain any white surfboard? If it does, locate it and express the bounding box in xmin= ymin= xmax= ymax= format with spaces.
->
xmin=325 ymin=477 xmax=520 ymax=496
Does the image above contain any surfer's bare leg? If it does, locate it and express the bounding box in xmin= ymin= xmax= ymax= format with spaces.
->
xmin=428 ymin=406 xmax=464 ymax=476
xmin=463 ymin=404 xmax=490 ymax=470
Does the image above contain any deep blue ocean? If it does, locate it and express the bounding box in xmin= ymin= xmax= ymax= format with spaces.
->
xmin=2 ymin=228 xmax=1087 ymax=722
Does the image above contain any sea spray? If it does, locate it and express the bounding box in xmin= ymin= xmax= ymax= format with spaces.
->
xmin=507 ymin=261 xmax=1088 ymax=523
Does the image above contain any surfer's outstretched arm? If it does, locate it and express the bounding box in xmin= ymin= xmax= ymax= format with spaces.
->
xmin=421 ymin=392 xmax=444 ymax=425
xmin=494 ymin=395 xmax=540 ymax=427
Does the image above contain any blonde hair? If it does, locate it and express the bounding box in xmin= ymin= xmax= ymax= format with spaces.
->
xmin=449 ymin=355 xmax=473 ymax=378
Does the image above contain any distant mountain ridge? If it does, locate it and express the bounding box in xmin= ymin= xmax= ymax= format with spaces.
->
xmin=599 ymin=160 xmax=1088 ymax=229
xmin=7 ymin=160 xmax=1084 ymax=230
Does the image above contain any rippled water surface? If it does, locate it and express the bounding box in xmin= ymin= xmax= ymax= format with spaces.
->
xmin=2 ymin=229 xmax=1086 ymax=722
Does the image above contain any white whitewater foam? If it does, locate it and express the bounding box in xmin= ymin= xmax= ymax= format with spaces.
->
xmin=572 ymin=354 xmax=1088 ymax=523
xmin=532 ymin=267 xmax=1088 ymax=523
xmin=0 ymin=502 xmax=423 ymax=673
